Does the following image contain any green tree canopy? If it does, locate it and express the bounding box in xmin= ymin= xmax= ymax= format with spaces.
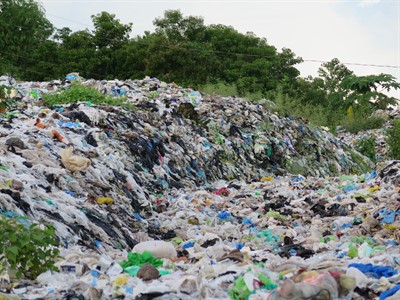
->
xmin=341 ymin=73 xmax=400 ymax=112
xmin=91 ymin=12 xmax=132 ymax=49
xmin=0 ymin=0 xmax=53 ymax=77
xmin=153 ymin=10 xmax=206 ymax=42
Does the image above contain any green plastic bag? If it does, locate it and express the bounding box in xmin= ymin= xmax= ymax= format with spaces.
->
xmin=258 ymin=273 xmax=278 ymax=290
xmin=124 ymin=265 xmax=141 ymax=276
xmin=256 ymin=229 xmax=280 ymax=245
xmin=229 ymin=276 xmax=250 ymax=300
xmin=119 ymin=251 xmax=163 ymax=269
xmin=348 ymin=244 xmax=358 ymax=259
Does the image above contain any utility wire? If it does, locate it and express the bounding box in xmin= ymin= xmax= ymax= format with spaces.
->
xmin=46 ymin=12 xmax=94 ymax=28
xmin=301 ymin=59 xmax=400 ymax=69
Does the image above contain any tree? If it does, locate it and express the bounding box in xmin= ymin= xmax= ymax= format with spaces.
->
xmin=204 ymin=24 xmax=301 ymax=96
xmin=341 ymin=73 xmax=400 ymax=113
xmin=113 ymin=37 xmax=151 ymax=80
xmin=90 ymin=12 xmax=132 ymax=78
xmin=55 ymin=29 xmax=98 ymax=78
xmin=153 ymin=10 xmax=206 ymax=43
xmin=91 ymin=12 xmax=132 ymax=50
xmin=0 ymin=0 xmax=53 ymax=78
xmin=317 ymin=58 xmax=399 ymax=115
xmin=317 ymin=58 xmax=354 ymax=111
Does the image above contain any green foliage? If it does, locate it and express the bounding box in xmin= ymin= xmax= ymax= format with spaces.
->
xmin=43 ymin=83 xmax=136 ymax=111
xmin=197 ymin=82 xmax=263 ymax=102
xmin=355 ymin=136 xmax=376 ymax=162
xmin=43 ymin=83 xmax=109 ymax=105
xmin=0 ymin=217 xmax=60 ymax=279
xmin=348 ymin=149 xmax=374 ymax=174
xmin=198 ymin=82 xmax=238 ymax=97
xmin=341 ymin=74 xmax=400 ymax=111
xmin=0 ymin=0 xmax=53 ymax=77
xmin=54 ymin=29 xmax=98 ymax=78
xmin=386 ymin=120 xmax=400 ymax=160
xmin=91 ymin=12 xmax=132 ymax=50
xmin=1 ymin=6 xmax=398 ymax=134
xmin=341 ymin=115 xmax=385 ymax=134
xmin=153 ymin=10 xmax=206 ymax=42
xmin=272 ymin=85 xmax=333 ymax=129
xmin=270 ymin=57 xmax=399 ymax=132
xmin=243 ymin=90 xmax=264 ymax=102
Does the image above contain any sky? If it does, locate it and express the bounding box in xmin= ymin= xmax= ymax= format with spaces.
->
xmin=40 ymin=0 xmax=399 ymax=98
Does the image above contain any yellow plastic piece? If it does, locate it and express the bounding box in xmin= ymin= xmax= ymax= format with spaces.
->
xmin=384 ymin=224 xmax=398 ymax=231
xmin=368 ymin=185 xmax=380 ymax=193
xmin=114 ymin=275 xmax=128 ymax=286
xmin=97 ymin=197 xmax=114 ymax=205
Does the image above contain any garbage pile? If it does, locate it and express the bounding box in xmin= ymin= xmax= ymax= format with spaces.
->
xmin=0 ymin=75 xmax=373 ymax=248
xmin=2 ymin=169 xmax=400 ymax=299
xmin=1 ymin=75 xmax=399 ymax=299
xmin=337 ymin=109 xmax=400 ymax=163
xmin=338 ymin=127 xmax=388 ymax=162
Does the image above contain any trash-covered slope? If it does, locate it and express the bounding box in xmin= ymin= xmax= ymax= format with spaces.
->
xmin=2 ymin=166 xmax=400 ymax=299
xmin=0 ymin=76 xmax=372 ymax=249
xmin=3 ymin=76 xmax=400 ymax=300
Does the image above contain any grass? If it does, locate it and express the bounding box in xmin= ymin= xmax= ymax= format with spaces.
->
xmin=341 ymin=115 xmax=385 ymax=134
xmin=197 ymin=82 xmax=264 ymax=102
xmin=386 ymin=120 xmax=400 ymax=159
xmin=355 ymin=136 xmax=376 ymax=162
xmin=42 ymin=83 xmax=136 ymax=111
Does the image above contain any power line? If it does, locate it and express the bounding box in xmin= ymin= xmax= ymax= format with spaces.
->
xmin=46 ymin=12 xmax=94 ymax=28
xmin=302 ymin=59 xmax=400 ymax=69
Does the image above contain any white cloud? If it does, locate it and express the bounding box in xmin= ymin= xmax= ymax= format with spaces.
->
xmin=359 ymin=0 xmax=381 ymax=7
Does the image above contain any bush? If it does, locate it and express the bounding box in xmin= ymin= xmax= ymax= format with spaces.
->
xmin=198 ymin=82 xmax=263 ymax=102
xmin=42 ymin=83 xmax=134 ymax=110
xmin=197 ymin=82 xmax=237 ymax=97
xmin=355 ymin=136 xmax=376 ymax=162
xmin=43 ymin=83 xmax=109 ymax=105
xmin=341 ymin=115 xmax=385 ymax=134
xmin=0 ymin=217 xmax=60 ymax=279
xmin=386 ymin=120 xmax=400 ymax=159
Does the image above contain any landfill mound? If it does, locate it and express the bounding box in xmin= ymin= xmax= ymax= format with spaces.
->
xmin=0 ymin=76 xmax=373 ymax=248
xmin=1 ymin=165 xmax=400 ymax=299
xmin=3 ymin=76 xmax=400 ymax=300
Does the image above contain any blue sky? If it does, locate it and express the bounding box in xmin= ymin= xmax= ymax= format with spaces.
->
xmin=41 ymin=0 xmax=399 ymax=98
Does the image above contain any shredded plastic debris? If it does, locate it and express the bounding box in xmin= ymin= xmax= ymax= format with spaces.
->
xmin=0 ymin=75 xmax=399 ymax=299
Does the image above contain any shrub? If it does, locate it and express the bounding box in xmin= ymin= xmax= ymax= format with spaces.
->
xmin=197 ymin=82 xmax=238 ymax=97
xmin=198 ymin=82 xmax=263 ymax=102
xmin=341 ymin=115 xmax=385 ymax=134
xmin=0 ymin=217 xmax=60 ymax=279
xmin=386 ymin=120 xmax=400 ymax=159
xmin=42 ymin=83 xmax=134 ymax=110
xmin=43 ymin=83 xmax=109 ymax=105
xmin=355 ymin=136 xmax=376 ymax=162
